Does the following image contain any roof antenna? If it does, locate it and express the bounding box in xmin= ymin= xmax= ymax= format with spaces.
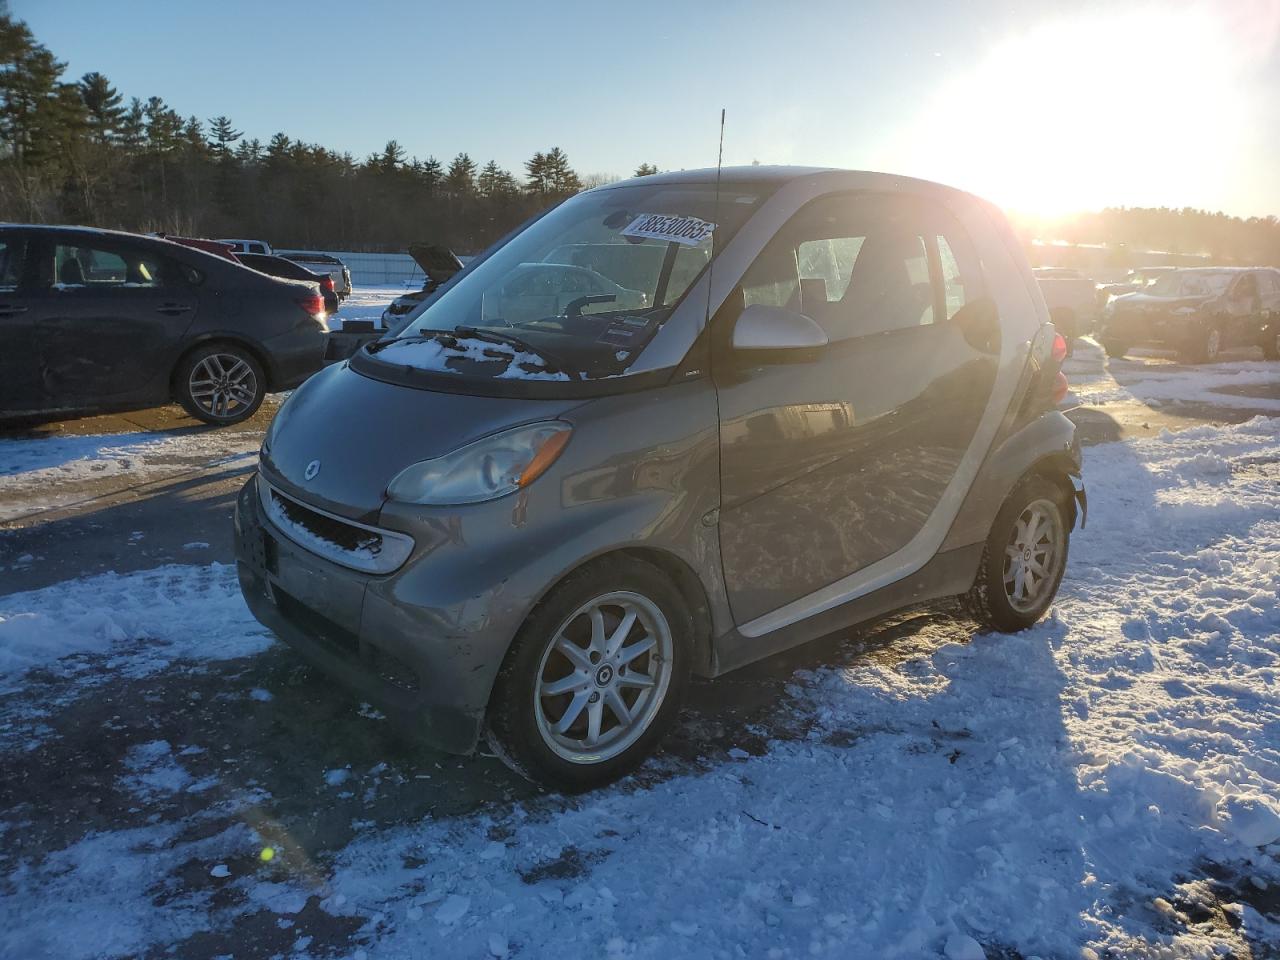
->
xmin=702 ymin=108 xmax=726 ymax=333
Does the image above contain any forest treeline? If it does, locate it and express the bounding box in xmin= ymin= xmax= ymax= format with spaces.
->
xmin=2 ymin=8 xmax=1279 ymax=262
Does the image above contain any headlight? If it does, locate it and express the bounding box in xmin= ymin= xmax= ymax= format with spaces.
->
xmin=386 ymin=421 xmax=572 ymax=505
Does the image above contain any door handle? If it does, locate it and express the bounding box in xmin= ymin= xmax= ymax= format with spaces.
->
xmin=156 ymin=303 xmax=192 ymax=316
xmin=0 ymin=304 xmax=29 ymax=317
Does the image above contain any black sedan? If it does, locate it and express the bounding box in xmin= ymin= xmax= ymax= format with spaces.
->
xmin=236 ymin=252 xmax=339 ymax=316
xmin=0 ymin=225 xmax=329 ymax=425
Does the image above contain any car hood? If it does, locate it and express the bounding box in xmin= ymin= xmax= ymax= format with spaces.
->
xmin=1112 ymin=292 xmax=1215 ymax=310
xmin=407 ymin=243 xmax=464 ymax=282
xmin=260 ymin=362 xmax=581 ymax=518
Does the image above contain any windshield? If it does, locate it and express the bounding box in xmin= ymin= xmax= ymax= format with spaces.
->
xmin=373 ymin=182 xmax=763 ymax=382
xmin=1147 ymin=271 xmax=1233 ymax=298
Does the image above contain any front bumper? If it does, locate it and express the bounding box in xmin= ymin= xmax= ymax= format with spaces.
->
xmin=233 ymin=474 xmax=499 ymax=753
xmin=1101 ymin=311 xmax=1193 ymax=348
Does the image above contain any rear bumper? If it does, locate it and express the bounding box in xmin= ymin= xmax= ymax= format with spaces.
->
xmin=262 ymin=324 xmax=328 ymax=390
xmin=233 ymin=474 xmax=499 ymax=754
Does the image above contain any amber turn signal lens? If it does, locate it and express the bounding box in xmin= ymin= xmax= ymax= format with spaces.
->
xmin=1052 ymin=370 xmax=1069 ymax=405
xmin=518 ymin=429 xmax=572 ymax=488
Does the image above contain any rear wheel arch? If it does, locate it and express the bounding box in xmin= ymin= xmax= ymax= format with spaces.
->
xmin=1027 ymin=453 xmax=1081 ymax=530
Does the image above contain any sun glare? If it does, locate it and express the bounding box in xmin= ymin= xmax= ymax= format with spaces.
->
xmin=896 ymin=3 xmax=1275 ymax=217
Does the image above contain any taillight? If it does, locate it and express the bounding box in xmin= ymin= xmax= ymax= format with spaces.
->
xmin=320 ymin=275 xmax=335 ymax=292
xmin=297 ymin=294 xmax=325 ymax=317
xmin=1051 ymin=333 xmax=1068 ymax=363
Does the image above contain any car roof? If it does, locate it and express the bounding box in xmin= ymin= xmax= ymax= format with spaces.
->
xmin=593 ymin=165 xmax=981 ymax=203
xmin=0 ymin=223 xmax=237 ymax=262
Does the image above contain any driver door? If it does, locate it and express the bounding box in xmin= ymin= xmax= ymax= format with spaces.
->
xmin=712 ymin=192 xmax=1000 ymax=627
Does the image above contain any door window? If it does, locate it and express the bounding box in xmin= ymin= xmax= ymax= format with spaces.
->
xmin=0 ymin=239 xmax=26 ymax=292
xmin=737 ymin=193 xmax=984 ymax=342
xmin=53 ymin=243 xmax=166 ymax=290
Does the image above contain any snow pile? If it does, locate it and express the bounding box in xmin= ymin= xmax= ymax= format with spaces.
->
xmin=0 ymin=563 xmax=272 ymax=689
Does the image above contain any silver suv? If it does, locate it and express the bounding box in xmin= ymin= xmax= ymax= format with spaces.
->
xmin=234 ymin=167 xmax=1085 ymax=791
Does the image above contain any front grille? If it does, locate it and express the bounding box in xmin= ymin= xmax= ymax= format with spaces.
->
xmin=271 ymin=487 xmax=381 ymax=554
xmin=258 ymin=479 xmax=414 ymax=575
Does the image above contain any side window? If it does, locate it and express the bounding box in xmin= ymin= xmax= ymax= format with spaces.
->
xmin=737 ymin=194 xmax=980 ymax=342
xmin=0 ymin=239 xmax=26 ymax=292
xmin=936 ymin=230 xmax=980 ymax=320
xmin=53 ymin=244 xmax=165 ymax=289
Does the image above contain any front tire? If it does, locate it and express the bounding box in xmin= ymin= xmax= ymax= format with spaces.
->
xmin=486 ymin=557 xmax=693 ymax=791
xmin=964 ymin=475 xmax=1070 ymax=632
xmin=175 ymin=344 xmax=266 ymax=425
xmin=1180 ymin=324 xmax=1222 ymax=364
xmin=1262 ymin=330 xmax=1280 ymax=361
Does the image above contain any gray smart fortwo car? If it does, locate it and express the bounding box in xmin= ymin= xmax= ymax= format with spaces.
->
xmin=235 ymin=167 xmax=1085 ymax=790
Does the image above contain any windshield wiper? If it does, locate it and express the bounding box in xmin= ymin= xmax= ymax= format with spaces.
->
xmin=451 ymin=325 xmax=581 ymax=380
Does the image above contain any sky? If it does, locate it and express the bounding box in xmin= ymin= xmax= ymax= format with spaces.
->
xmin=15 ymin=0 xmax=1280 ymax=218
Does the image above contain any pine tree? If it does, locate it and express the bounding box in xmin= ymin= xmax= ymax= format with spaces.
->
xmin=478 ymin=159 xmax=518 ymax=198
xmin=78 ymin=71 xmax=123 ymax=143
xmin=524 ymin=150 xmax=549 ymax=195
xmin=543 ymin=147 xmax=582 ymax=195
xmin=634 ymin=162 xmax=659 ymax=177
xmin=208 ymin=115 xmax=242 ymax=161
xmin=444 ymin=152 xmax=476 ymax=195
xmin=419 ymin=155 xmax=443 ymax=194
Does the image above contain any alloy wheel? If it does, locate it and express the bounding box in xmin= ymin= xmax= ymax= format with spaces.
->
xmin=534 ymin=591 xmax=673 ymax=764
xmin=188 ymin=353 xmax=259 ymax=420
xmin=1002 ymin=498 xmax=1065 ymax=614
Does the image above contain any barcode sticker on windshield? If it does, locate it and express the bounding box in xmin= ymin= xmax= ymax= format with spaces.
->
xmin=620 ymin=213 xmax=716 ymax=246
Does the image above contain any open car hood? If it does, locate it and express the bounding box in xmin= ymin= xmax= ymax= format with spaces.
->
xmin=407 ymin=243 xmax=464 ymax=283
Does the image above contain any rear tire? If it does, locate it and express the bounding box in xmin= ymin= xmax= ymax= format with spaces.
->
xmin=963 ymin=475 xmax=1070 ymax=632
xmin=485 ymin=556 xmax=693 ymax=792
xmin=1102 ymin=340 xmax=1128 ymax=359
xmin=175 ymin=343 xmax=266 ymax=426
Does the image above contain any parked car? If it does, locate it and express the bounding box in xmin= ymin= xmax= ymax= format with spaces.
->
xmin=381 ymin=243 xmax=465 ymax=328
xmin=154 ymin=234 xmax=239 ymax=261
xmin=234 ymin=167 xmax=1084 ymax=791
xmin=237 ymin=252 xmax=339 ymax=316
xmin=1098 ymin=266 xmax=1280 ymax=362
xmin=220 ymin=238 xmax=273 ymax=255
xmin=1033 ymin=267 xmax=1098 ymax=346
xmin=1094 ymin=266 xmax=1175 ymax=307
xmin=279 ymin=252 xmax=352 ymax=300
xmin=0 ymin=225 xmax=330 ymax=425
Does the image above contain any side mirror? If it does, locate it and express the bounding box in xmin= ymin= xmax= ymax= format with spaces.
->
xmin=732 ymin=304 xmax=829 ymax=351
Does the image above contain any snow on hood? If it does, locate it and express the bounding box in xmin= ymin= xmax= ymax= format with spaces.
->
xmin=371 ymin=334 xmax=571 ymax=381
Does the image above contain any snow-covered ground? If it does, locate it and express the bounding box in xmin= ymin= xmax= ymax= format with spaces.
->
xmin=331 ymin=286 xmax=411 ymax=331
xmin=0 ymin=431 xmax=259 ymax=523
xmin=1 ymin=338 xmax=1279 ymax=959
